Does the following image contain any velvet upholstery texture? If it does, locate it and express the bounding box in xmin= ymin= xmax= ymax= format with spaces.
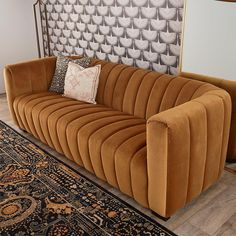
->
xmin=180 ymin=72 xmax=236 ymax=163
xmin=4 ymin=57 xmax=231 ymax=218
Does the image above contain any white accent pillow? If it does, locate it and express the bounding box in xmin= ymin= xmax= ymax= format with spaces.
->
xmin=64 ymin=62 xmax=101 ymax=104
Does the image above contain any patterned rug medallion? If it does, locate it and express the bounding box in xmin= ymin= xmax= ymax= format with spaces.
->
xmin=0 ymin=120 xmax=176 ymax=236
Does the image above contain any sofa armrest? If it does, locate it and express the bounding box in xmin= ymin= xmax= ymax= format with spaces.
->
xmin=147 ymin=90 xmax=231 ymax=217
xmin=4 ymin=57 xmax=57 ymax=124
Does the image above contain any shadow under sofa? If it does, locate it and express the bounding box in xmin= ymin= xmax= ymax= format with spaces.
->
xmin=4 ymin=56 xmax=232 ymax=218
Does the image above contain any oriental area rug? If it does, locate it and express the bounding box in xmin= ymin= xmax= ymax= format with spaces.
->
xmin=0 ymin=120 xmax=176 ymax=236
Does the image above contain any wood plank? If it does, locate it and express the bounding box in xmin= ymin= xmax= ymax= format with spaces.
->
xmin=175 ymin=222 xmax=209 ymax=236
xmin=188 ymin=183 xmax=236 ymax=235
xmin=215 ymin=213 xmax=236 ymax=236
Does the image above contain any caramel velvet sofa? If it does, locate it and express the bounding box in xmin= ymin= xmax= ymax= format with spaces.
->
xmin=180 ymin=72 xmax=236 ymax=163
xmin=4 ymin=57 xmax=231 ymax=218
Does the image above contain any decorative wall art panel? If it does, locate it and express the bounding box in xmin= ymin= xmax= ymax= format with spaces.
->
xmin=40 ymin=0 xmax=184 ymax=74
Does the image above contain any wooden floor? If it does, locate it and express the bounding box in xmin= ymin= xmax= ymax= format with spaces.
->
xmin=0 ymin=94 xmax=236 ymax=236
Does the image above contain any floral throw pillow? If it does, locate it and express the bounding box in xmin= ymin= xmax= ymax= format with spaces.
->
xmin=64 ymin=62 xmax=101 ymax=104
xmin=49 ymin=55 xmax=91 ymax=94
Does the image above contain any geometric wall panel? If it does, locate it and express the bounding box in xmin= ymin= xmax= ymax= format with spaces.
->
xmin=41 ymin=0 xmax=184 ymax=75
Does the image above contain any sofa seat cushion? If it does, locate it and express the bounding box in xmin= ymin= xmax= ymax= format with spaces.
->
xmin=13 ymin=92 xmax=148 ymax=202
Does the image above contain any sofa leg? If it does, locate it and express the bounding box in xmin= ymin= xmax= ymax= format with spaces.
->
xmin=19 ymin=128 xmax=27 ymax=133
xmin=151 ymin=211 xmax=170 ymax=222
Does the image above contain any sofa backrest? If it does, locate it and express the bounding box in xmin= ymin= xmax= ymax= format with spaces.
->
xmin=90 ymin=58 xmax=219 ymax=120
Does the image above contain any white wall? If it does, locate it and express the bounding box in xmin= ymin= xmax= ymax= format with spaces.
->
xmin=181 ymin=0 xmax=236 ymax=81
xmin=0 ymin=0 xmax=38 ymax=94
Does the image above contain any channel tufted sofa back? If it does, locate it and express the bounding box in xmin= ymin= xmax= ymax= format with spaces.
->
xmin=6 ymin=55 xmax=220 ymax=120
xmin=92 ymin=59 xmax=218 ymax=119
